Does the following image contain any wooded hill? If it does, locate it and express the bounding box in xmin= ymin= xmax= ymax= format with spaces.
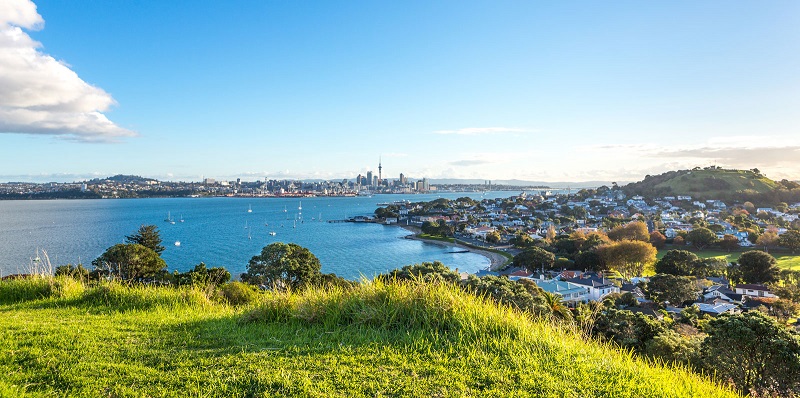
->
xmin=622 ymin=167 xmax=800 ymax=204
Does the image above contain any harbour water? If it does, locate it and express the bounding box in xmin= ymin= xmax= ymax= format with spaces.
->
xmin=0 ymin=191 xmax=522 ymax=279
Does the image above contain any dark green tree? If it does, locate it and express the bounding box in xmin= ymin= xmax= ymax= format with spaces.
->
xmin=686 ymin=227 xmax=717 ymax=250
xmin=700 ymin=311 xmax=800 ymax=395
xmin=241 ymin=243 xmax=322 ymax=289
xmin=379 ymin=261 xmax=460 ymax=284
xmin=91 ymin=243 xmax=167 ymax=280
xmin=654 ymin=250 xmax=699 ymax=276
xmin=737 ymin=250 xmax=779 ymax=284
xmin=718 ymin=234 xmax=740 ymax=252
xmin=512 ymin=247 xmax=556 ymax=272
xmin=643 ymin=274 xmax=698 ymax=305
xmin=779 ymin=229 xmax=800 ymax=253
xmin=125 ymin=225 xmax=165 ymax=255
xmin=462 ymin=275 xmax=550 ymax=317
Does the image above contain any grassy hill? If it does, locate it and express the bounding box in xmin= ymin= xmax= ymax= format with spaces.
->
xmin=623 ymin=168 xmax=786 ymax=202
xmin=0 ymin=278 xmax=739 ymax=397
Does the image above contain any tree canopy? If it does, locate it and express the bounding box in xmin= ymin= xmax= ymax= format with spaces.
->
xmin=700 ymin=311 xmax=800 ymax=395
xmin=607 ymin=221 xmax=649 ymax=242
xmin=242 ymin=243 xmax=323 ymax=289
xmin=597 ymin=240 xmax=657 ymax=278
xmin=654 ymin=250 xmax=699 ymax=276
xmin=512 ymin=247 xmax=556 ymax=272
xmin=125 ymin=225 xmax=165 ymax=255
xmin=686 ymin=227 xmax=717 ymax=251
xmin=737 ymin=250 xmax=779 ymax=284
xmin=91 ymin=243 xmax=166 ymax=280
xmin=644 ymin=274 xmax=698 ymax=305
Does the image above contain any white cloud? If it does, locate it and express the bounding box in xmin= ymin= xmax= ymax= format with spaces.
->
xmin=0 ymin=0 xmax=135 ymax=142
xmin=432 ymin=127 xmax=532 ymax=136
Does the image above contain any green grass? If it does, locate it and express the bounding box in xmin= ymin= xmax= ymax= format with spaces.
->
xmin=0 ymin=278 xmax=740 ymax=397
xmin=417 ymin=233 xmax=455 ymax=243
xmin=657 ymin=246 xmax=800 ymax=271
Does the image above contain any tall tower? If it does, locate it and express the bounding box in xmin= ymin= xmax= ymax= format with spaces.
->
xmin=378 ymin=156 xmax=382 ymax=185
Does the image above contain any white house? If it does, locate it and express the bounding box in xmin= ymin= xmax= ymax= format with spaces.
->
xmin=734 ymin=284 xmax=778 ymax=299
xmin=564 ymin=276 xmax=619 ymax=301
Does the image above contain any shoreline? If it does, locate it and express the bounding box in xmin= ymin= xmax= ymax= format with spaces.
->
xmin=396 ymin=224 xmax=508 ymax=271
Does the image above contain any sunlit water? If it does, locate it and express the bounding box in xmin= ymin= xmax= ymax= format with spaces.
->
xmin=0 ymin=192 xmax=518 ymax=279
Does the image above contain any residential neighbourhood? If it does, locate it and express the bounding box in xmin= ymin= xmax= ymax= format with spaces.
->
xmin=375 ymin=185 xmax=800 ymax=328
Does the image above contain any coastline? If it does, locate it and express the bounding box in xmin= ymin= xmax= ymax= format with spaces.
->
xmin=397 ymin=224 xmax=508 ymax=271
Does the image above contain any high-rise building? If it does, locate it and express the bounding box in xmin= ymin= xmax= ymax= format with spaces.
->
xmin=366 ymin=171 xmax=373 ymax=187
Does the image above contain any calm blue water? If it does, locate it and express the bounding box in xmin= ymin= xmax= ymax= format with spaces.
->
xmin=0 ymin=192 xmax=516 ymax=279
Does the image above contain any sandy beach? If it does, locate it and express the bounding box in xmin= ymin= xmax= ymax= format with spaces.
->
xmin=397 ymin=225 xmax=509 ymax=271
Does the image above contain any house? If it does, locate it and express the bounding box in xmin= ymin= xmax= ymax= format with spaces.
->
xmin=703 ymin=285 xmax=743 ymax=304
xmin=565 ymin=276 xmax=620 ymax=301
xmin=734 ymin=284 xmax=778 ymax=299
xmin=534 ymin=279 xmax=590 ymax=304
xmin=695 ymin=302 xmax=740 ymax=316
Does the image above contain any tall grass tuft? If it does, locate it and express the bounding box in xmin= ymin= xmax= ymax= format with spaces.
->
xmin=0 ymin=277 xmax=54 ymax=304
xmin=80 ymin=282 xmax=213 ymax=311
xmin=242 ymin=279 xmax=526 ymax=340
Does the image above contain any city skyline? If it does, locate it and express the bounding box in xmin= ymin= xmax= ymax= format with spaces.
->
xmin=1 ymin=0 xmax=800 ymax=183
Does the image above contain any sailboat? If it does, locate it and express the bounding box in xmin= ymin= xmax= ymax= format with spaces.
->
xmin=179 ymin=214 xmax=184 ymax=223
xmin=248 ymin=229 xmax=252 ymax=240
xmin=244 ymin=220 xmax=249 ymax=229
xmin=269 ymin=231 xmax=276 ymax=236
xmin=165 ymin=211 xmax=175 ymax=224
xmin=247 ymin=204 xmax=252 ymax=213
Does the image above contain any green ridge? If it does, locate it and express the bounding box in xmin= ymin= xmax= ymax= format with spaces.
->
xmin=0 ymin=277 xmax=739 ymax=397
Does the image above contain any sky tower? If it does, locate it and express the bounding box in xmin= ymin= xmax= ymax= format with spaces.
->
xmin=378 ymin=156 xmax=382 ymax=185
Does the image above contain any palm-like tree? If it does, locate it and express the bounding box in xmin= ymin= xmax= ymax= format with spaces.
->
xmin=541 ymin=291 xmax=572 ymax=322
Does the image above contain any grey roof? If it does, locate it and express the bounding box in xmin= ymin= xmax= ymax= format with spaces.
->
xmin=565 ymin=276 xmax=616 ymax=288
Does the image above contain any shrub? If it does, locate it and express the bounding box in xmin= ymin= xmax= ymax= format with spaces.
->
xmin=218 ymin=282 xmax=260 ymax=306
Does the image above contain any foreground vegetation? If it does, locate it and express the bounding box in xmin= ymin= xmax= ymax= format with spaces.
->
xmin=0 ymin=277 xmax=739 ymax=398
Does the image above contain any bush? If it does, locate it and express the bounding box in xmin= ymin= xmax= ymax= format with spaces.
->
xmin=218 ymin=282 xmax=260 ymax=306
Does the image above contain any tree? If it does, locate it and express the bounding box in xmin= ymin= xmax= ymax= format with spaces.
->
xmin=673 ymin=235 xmax=686 ymax=246
xmin=644 ymin=274 xmax=698 ymax=305
xmin=462 ymin=275 xmax=550 ymax=317
xmin=649 ymin=231 xmax=667 ymax=249
xmin=718 ymin=234 xmax=740 ymax=252
xmin=92 ymin=243 xmax=167 ymax=280
xmin=125 ymin=225 xmax=165 ymax=255
xmin=756 ymin=229 xmax=780 ymax=252
xmin=737 ymin=250 xmax=779 ymax=284
xmin=700 ymin=311 xmax=800 ymax=395
xmin=597 ymin=240 xmax=657 ymax=278
xmin=607 ymin=221 xmax=649 ymax=242
xmin=174 ymin=262 xmax=231 ymax=286
xmin=380 ymin=261 xmax=460 ymax=284
xmin=686 ymin=227 xmax=717 ymax=250
xmin=512 ymin=247 xmax=555 ymax=272
xmin=779 ymin=229 xmax=800 ymax=253
xmin=241 ymin=243 xmax=322 ymax=289
xmin=654 ymin=250 xmax=700 ymax=276
xmin=485 ymin=230 xmax=501 ymax=244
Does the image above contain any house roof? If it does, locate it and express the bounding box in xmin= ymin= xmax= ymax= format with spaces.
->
xmin=735 ymin=284 xmax=771 ymax=291
xmin=695 ymin=302 xmax=738 ymax=315
xmin=534 ymin=280 xmax=588 ymax=297
xmin=565 ymin=276 xmax=616 ymax=289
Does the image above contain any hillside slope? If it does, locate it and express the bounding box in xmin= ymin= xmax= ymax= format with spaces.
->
xmin=0 ymin=278 xmax=739 ymax=397
xmin=623 ymin=168 xmax=781 ymax=201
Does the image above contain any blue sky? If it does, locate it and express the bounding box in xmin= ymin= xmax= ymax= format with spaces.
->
xmin=1 ymin=0 xmax=799 ymax=183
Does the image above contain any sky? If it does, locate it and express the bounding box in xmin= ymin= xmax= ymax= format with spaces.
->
xmin=1 ymin=0 xmax=799 ymax=184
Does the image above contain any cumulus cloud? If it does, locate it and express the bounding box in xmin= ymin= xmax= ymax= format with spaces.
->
xmin=0 ymin=0 xmax=135 ymax=141
xmin=433 ymin=127 xmax=531 ymax=135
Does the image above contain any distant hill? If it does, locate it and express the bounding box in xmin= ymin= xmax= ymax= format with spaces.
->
xmin=89 ymin=174 xmax=158 ymax=184
xmin=623 ymin=167 xmax=800 ymax=204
